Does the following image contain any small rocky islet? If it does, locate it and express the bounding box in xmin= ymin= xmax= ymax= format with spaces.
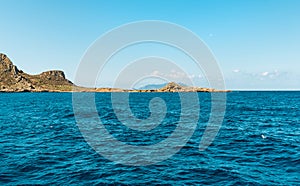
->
xmin=0 ymin=53 xmax=230 ymax=93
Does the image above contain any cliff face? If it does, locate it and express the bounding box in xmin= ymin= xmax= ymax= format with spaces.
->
xmin=0 ymin=53 xmax=73 ymax=92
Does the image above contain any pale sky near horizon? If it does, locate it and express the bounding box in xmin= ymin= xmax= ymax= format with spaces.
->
xmin=1 ymin=0 xmax=300 ymax=90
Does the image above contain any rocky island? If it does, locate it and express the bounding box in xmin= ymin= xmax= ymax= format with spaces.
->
xmin=0 ymin=53 xmax=230 ymax=93
xmin=0 ymin=53 xmax=74 ymax=92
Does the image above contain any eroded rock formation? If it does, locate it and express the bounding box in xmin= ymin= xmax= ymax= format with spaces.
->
xmin=0 ymin=53 xmax=73 ymax=92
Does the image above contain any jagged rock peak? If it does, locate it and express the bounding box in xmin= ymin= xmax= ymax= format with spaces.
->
xmin=0 ymin=53 xmax=19 ymax=75
xmin=0 ymin=53 xmax=12 ymax=66
xmin=0 ymin=53 xmax=9 ymax=63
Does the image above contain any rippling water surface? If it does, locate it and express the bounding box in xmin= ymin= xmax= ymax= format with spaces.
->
xmin=0 ymin=92 xmax=299 ymax=185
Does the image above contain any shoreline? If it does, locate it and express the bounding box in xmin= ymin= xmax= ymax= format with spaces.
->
xmin=0 ymin=89 xmax=232 ymax=93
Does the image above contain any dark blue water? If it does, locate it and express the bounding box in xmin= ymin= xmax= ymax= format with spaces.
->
xmin=0 ymin=92 xmax=299 ymax=185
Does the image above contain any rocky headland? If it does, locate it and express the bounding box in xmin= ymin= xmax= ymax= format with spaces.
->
xmin=0 ymin=53 xmax=74 ymax=92
xmin=0 ymin=53 xmax=230 ymax=93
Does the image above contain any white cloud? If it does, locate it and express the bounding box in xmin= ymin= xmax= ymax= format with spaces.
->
xmin=188 ymin=74 xmax=196 ymax=79
xmin=150 ymin=70 xmax=202 ymax=80
xmin=230 ymin=69 xmax=287 ymax=81
xmin=226 ymin=68 xmax=299 ymax=90
xmin=151 ymin=70 xmax=160 ymax=76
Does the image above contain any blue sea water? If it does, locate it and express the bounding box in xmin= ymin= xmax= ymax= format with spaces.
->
xmin=0 ymin=92 xmax=299 ymax=185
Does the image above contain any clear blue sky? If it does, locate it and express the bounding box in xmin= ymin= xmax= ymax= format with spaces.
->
xmin=1 ymin=0 xmax=299 ymax=90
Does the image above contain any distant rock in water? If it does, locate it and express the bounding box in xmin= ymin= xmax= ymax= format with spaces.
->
xmin=159 ymin=82 xmax=183 ymax=92
xmin=0 ymin=53 xmax=73 ymax=92
xmin=137 ymin=82 xmax=188 ymax=90
xmin=156 ymin=82 xmax=230 ymax=92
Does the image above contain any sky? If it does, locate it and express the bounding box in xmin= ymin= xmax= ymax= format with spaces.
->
xmin=1 ymin=0 xmax=300 ymax=90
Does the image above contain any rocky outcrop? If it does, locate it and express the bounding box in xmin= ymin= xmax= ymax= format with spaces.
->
xmin=148 ymin=82 xmax=230 ymax=93
xmin=39 ymin=71 xmax=66 ymax=81
xmin=0 ymin=53 xmax=73 ymax=92
xmin=158 ymin=82 xmax=184 ymax=92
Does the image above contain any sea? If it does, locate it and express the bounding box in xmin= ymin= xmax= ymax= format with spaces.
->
xmin=0 ymin=92 xmax=299 ymax=185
